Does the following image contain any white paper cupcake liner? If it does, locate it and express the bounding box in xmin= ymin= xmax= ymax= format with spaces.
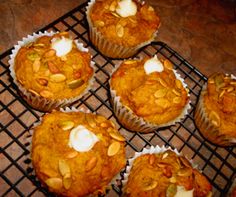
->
xmin=109 ymin=64 xmax=191 ymax=133
xmin=25 ymin=107 xmax=124 ymax=196
xmin=86 ymin=0 xmax=158 ymax=59
xmin=194 ymin=74 xmax=236 ymax=146
xmin=121 ymin=145 xmax=199 ymax=193
xmin=9 ymin=31 xmax=96 ymax=112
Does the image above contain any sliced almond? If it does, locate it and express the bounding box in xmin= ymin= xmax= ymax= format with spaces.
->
xmin=58 ymin=160 xmax=70 ymax=177
xmin=142 ymin=179 xmax=158 ymax=191
xmin=162 ymin=152 xmax=168 ymax=159
xmin=155 ymin=98 xmax=170 ymax=109
xmin=158 ymin=78 xmax=168 ymax=88
xmin=67 ymin=79 xmax=85 ymax=89
xmin=85 ymin=114 xmax=97 ymax=128
xmin=101 ymin=167 xmax=109 ymax=180
xmin=66 ymin=151 xmax=78 ymax=159
xmin=148 ymin=6 xmax=154 ymax=12
xmin=58 ymin=120 xmax=75 ymax=131
xmin=177 ymin=167 xmax=192 ymax=177
xmin=173 ymin=97 xmax=182 ymax=104
xmin=36 ymin=78 xmax=48 ymax=86
xmin=107 ymin=141 xmax=120 ymax=156
xmin=111 ymin=12 xmax=120 ymax=17
xmin=32 ymin=58 xmax=41 ymax=73
xmin=209 ymin=111 xmax=220 ymax=127
xmin=230 ymin=81 xmax=236 ymax=85
xmin=169 ymin=176 xmax=177 ymax=183
xmin=164 ymin=60 xmax=173 ymax=70
xmin=29 ymin=89 xmax=40 ymax=96
xmin=154 ymin=89 xmax=167 ymax=98
xmin=63 ymin=175 xmax=72 ymax=190
xmin=149 ymin=154 xmax=155 ymax=165
xmin=94 ymin=115 xmax=106 ymax=123
xmin=100 ymin=122 xmax=109 ymax=128
xmin=50 ymin=73 xmax=66 ymax=83
xmin=40 ymin=90 xmax=53 ymax=98
xmin=85 ymin=156 xmax=97 ymax=172
xmin=33 ymin=43 xmax=45 ymax=47
xmin=124 ymin=60 xmax=136 ymax=65
xmin=44 ymin=49 xmax=56 ymax=58
xmin=179 ymin=157 xmax=191 ymax=168
xmin=94 ymin=20 xmax=105 ymax=27
xmin=175 ymin=79 xmax=183 ymax=89
xmin=109 ymin=132 xmax=125 ymax=142
xmin=116 ymin=24 xmax=124 ymax=38
xmin=172 ymin=89 xmax=181 ymax=96
xmin=226 ymin=86 xmax=234 ymax=92
xmin=45 ymin=177 xmax=63 ymax=190
xmin=48 ymin=61 xmax=60 ymax=74
xmin=219 ymin=89 xmax=225 ymax=98
xmin=109 ymin=1 xmax=117 ymax=11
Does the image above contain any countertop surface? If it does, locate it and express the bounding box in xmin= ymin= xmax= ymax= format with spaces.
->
xmin=1 ymin=0 xmax=236 ymax=76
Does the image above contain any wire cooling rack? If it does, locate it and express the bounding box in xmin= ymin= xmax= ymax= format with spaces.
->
xmin=0 ymin=1 xmax=235 ymax=197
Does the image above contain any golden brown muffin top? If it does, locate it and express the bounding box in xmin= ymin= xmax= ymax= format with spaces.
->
xmin=123 ymin=151 xmax=212 ymax=197
xmin=203 ymin=73 xmax=236 ymax=139
xmin=14 ymin=32 xmax=93 ymax=100
xmin=89 ymin=0 xmax=160 ymax=47
xmin=31 ymin=110 xmax=126 ymax=197
xmin=110 ymin=57 xmax=189 ymax=125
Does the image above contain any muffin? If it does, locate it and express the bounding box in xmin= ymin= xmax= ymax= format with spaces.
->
xmin=109 ymin=55 xmax=190 ymax=132
xmin=122 ymin=146 xmax=212 ymax=197
xmin=31 ymin=109 xmax=126 ymax=196
xmin=9 ymin=31 xmax=94 ymax=112
xmin=86 ymin=0 xmax=160 ymax=58
xmin=194 ymin=73 xmax=236 ymax=146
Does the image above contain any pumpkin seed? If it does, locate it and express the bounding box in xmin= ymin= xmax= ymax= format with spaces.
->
xmin=45 ymin=177 xmax=63 ymax=190
xmin=63 ymin=176 xmax=72 ymax=190
xmin=116 ymin=24 xmax=124 ymax=37
xmin=58 ymin=120 xmax=75 ymax=131
xmin=27 ymin=52 xmax=40 ymax=61
xmin=40 ymin=90 xmax=53 ymax=98
xmin=32 ymin=58 xmax=41 ymax=73
xmin=142 ymin=178 xmax=158 ymax=191
xmin=58 ymin=160 xmax=71 ymax=177
xmin=107 ymin=141 xmax=120 ymax=156
xmin=36 ymin=78 xmax=48 ymax=86
xmin=166 ymin=184 xmax=177 ymax=197
xmin=67 ymin=79 xmax=85 ymax=89
xmin=109 ymin=132 xmax=125 ymax=142
xmin=85 ymin=156 xmax=97 ymax=172
xmin=50 ymin=73 xmax=66 ymax=83
xmin=164 ymin=59 xmax=173 ymax=70
xmin=154 ymin=89 xmax=167 ymax=98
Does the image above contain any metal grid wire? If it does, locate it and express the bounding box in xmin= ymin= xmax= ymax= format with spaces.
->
xmin=0 ymin=1 xmax=235 ymax=197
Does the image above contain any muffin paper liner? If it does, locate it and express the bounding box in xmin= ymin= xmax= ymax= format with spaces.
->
xmin=194 ymin=74 xmax=236 ymax=146
xmin=25 ymin=107 xmax=124 ymax=196
xmin=86 ymin=0 xmax=158 ymax=59
xmin=9 ymin=31 xmax=95 ymax=112
xmin=121 ymin=145 xmax=198 ymax=192
xmin=109 ymin=63 xmax=191 ymax=133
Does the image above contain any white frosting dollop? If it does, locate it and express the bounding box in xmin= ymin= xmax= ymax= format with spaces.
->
xmin=51 ymin=37 xmax=73 ymax=57
xmin=144 ymin=55 xmax=164 ymax=74
xmin=174 ymin=186 xmax=194 ymax=197
xmin=68 ymin=125 xmax=99 ymax=152
xmin=116 ymin=0 xmax=137 ymax=17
